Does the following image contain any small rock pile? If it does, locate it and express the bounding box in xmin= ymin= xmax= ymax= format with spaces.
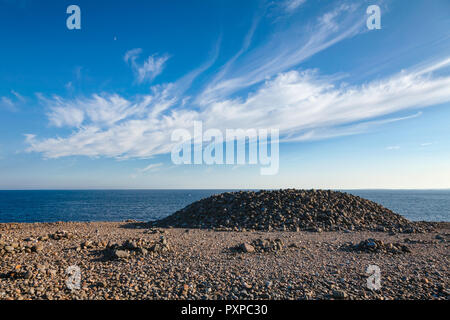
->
xmin=0 ymin=269 xmax=31 ymax=280
xmin=49 ymin=230 xmax=74 ymax=240
xmin=155 ymin=189 xmax=430 ymax=232
xmin=0 ymin=241 xmax=21 ymax=255
xmin=102 ymin=236 xmax=170 ymax=260
xmin=22 ymin=230 xmax=74 ymax=242
xmin=1 ymin=263 xmax=60 ymax=281
xmin=79 ymin=239 xmax=107 ymax=250
xmin=0 ymin=240 xmax=45 ymax=255
xmin=144 ymin=228 xmax=167 ymax=235
xmin=341 ymin=238 xmax=411 ymax=254
xmin=0 ymin=223 xmax=21 ymax=232
xmin=0 ymin=230 xmax=79 ymax=256
xmin=233 ymin=238 xmax=284 ymax=253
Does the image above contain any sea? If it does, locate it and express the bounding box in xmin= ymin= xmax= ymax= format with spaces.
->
xmin=0 ymin=189 xmax=448 ymax=223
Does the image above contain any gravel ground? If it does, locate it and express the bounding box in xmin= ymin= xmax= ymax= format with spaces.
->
xmin=0 ymin=221 xmax=448 ymax=300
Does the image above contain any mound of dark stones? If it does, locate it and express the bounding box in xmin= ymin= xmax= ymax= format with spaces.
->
xmin=154 ymin=189 xmax=433 ymax=233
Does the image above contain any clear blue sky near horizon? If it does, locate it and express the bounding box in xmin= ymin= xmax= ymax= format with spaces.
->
xmin=0 ymin=0 xmax=450 ymax=189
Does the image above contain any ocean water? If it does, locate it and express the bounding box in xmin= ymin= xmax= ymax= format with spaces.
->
xmin=0 ymin=190 xmax=225 ymax=223
xmin=344 ymin=189 xmax=450 ymax=223
xmin=0 ymin=189 xmax=448 ymax=223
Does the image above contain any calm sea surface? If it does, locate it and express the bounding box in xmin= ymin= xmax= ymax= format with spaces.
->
xmin=0 ymin=189 xmax=448 ymax=223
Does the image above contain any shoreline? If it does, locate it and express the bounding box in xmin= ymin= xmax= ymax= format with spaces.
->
xmin=2 ymin=218 xmax=448 ymax=225
xmin=1 ymin=221 xmax=448 ymax=300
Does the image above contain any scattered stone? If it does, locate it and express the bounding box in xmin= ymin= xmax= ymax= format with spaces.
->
xmin=113 ymin=249 xmax=130 ymax=259
xmin=332 ymin=289 xmax=348 ymax=299
xmin=49 ymin=230 xmax=73 ymax=240
xmin=81 ymin=240 xmax=94 ymax=249
xmin=435 ymin=234 xmax=445 ymax=241
xmin=240 ymin=243 xmax=255 ymax=253
xmin=233 ymin=238 xmax=284 ymax=253
xmin=48 ymin=269 xmax=57 ymax=277
xmin=341 ymin=238 xmax=411 ymax=254
xmin=36 ymin=264 xmax=47 ymax=273
xmin=32 ymin=244 xmax=44 ymax=253
xmin=38 ymin=235 xmax=49 ymax=241
xmin=180 ymin=283 xmax=190 ymax=296
xmin=0 ymin=218 xmax=447 ymax=300
xmin=242 ymin=282 xmax=252 ymax=290
xmin=102 ymin=237 xmax=170 ymax=260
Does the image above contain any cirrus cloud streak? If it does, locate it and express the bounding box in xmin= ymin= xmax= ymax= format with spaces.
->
xmin=26 ymin=58 xmax=450 ymax=159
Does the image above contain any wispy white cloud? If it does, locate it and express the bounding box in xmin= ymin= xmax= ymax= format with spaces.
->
xmin=169 ymin=36 xmax=221 ymax=97
xmin=11 ymin=90 xmax=26 ymax=103
xmin=196 ymin=3 xmax=364 ymax=105
xmin=41 ymin=93 xmax=143 ymax=128
xmin=283 ymin=0 xmax=306 ymax=13
xmin=22 ymin=3 xmax=450 ymax=161
xmin=124 ymin=48 xmax=170 ymax=83
xmin=140 ymin=162 xmax=163 ymax=173
xmin=0 ymin=96 xmax=16 ymax=111
xmin=386 ymin=146 xmax=400 ymax=150
xmin=124 ymin=48 xmax=142 ymax=64
xmin=25 ymin=57 xmax=450 ymax=159
xmin=130 ymin=163 xmax=164 ymax=178
xmin=210 ymin=16 xmax=259 ymax=86
xmin=0 ymin=90 xmax=26 ymax=112
xmin=284 ymin=112 xmax=423 ymax=142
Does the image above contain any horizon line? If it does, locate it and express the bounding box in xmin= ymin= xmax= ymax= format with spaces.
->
xmin=1 ymin=188 xmax=450 ymax=191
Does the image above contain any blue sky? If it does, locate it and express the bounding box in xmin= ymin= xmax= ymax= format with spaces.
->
xmin=0 ymin=0 xmax=450 ymax=189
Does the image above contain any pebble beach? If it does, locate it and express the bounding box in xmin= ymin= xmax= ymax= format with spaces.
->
xmin=0 ymin=221 xmax=448 ymax=300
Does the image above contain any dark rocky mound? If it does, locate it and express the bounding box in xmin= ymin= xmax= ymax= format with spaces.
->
xmin=154 ymin=189 xmax=434 ymax=233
